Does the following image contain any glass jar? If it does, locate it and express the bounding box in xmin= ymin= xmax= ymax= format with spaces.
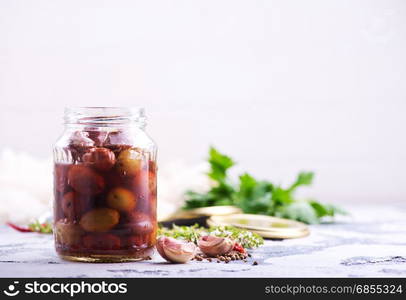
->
xmin=53 ymin=107 xmax=157 ymax=262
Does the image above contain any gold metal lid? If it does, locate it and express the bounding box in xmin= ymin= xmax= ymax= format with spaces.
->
xmin=158 ymin=206 xmax=242 ymax=222
xmin=207 ymin=214 xmax=310 ymax=239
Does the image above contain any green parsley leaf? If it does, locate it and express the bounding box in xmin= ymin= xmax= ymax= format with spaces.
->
xmin=288 ymin=172 xmax=314 ymax=191
xmin=276 ymin=201 xmax=319 ymax=224
xmin=235 ymin=173 xmax=273 ymax=214
xmin=207 ymin=146 xmax=235 ymax=182
xmin=309 ymin=201 xmax=348 ymax=218
xmin=183 ymin=147 xmax=236 ymax=209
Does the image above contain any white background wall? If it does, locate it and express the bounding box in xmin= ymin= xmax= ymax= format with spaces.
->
xmin=1 ymin=0 xmax=405 ymax=204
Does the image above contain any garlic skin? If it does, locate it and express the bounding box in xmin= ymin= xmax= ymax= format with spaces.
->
xmin=198 ymin=235 xmax=234 ymax=257
xmin=156 ymin=236 xmax=197 ymax=263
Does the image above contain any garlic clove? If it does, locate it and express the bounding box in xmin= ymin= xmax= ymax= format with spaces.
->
xmin=156 ymin=236 xmax=197 ymax=264
xmin=156 ymin=237 xmax=170 ymax=261
xmin=198 ymin=235 xmax=234 ymax=257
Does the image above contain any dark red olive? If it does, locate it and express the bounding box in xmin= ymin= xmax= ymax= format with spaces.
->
xmin=69 ymin=131 xmax=94 ymax=147
xmin=137 ymin=168 xmax=157 ymax=196
xmin=67 ymin=132 xmax=94 ymax=163
xmin=83 ymin=147 xmax=116 ymax=171
xmin=54 ymin=164 xmax=70 ymax=193
xmin=124 ymin=212 xmax=154 ymax=235
xmin=124 ymin=235 xmax=148 ymax=248
xmin=67 ymin=165 xmax=105 ymax=195
xmin=148 ymin=169 xmax=157 ymax=196
xmin=133 ymin=168 xmax=157 ymax=212
xmin=61 ymin=191 xmax=91 ymax=220
xmin=84 ymin=129 xmax=109 ymax=146
xmin=105 ymin=130 xmax=131 ymax=146
xmin=82 ymin=234 xmax=121 ymax=250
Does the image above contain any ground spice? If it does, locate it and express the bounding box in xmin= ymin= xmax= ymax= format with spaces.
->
xmin=192 ymin=250 xmax=251 ymax=264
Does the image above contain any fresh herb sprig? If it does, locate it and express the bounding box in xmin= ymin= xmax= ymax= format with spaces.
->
xmin=28 ymin=220 xmax=53 ymax=233
xmin=158 ymin=224 xmax=264 ymax=249
xmin=183 ymin=147 xmax=346 ymax=224
xmin=158 ymin=224 xmax=202 ymax=244
xmin=208 ymin=226 xmax=263 ymax=249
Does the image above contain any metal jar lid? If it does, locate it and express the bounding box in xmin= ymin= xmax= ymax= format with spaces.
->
xmin=207 ymin=213 xmax=310 ymax=239
xmin=159 ymin=206 xmax=243 ymax=222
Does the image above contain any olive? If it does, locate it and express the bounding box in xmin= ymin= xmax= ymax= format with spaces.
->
xmin=84 ymin=129 xmax=109 ymax=147
xmin=67 ymin=165 xmax=105 ymax=195
xmin=104 ymin=170 xmax=124 ymax=189
xmin=61 ymin=191 xmax=91 ymax=220
xmin=124 ymin=212 xmax=154 ymax=235
xmin=124 ymin=235 xmax=148 ymax=248
xmin=54 ymin=164 xmax=69 ymax=193
xmin=54 ymin=219 xmax=84 ymax=246
xmin=79 ymin=208 xmax=120 ymax=232
xmin=69 ymin=131 xmax=94 ymax=147
xmin=148 ymin=170 xmax=157 ymax=193
xmin=82 ymin=234 xmax=121 ymax=250
xmin=116 ymin=148 xmax=144 ymax=176
xmin=83 ymin=147 xmax=116 ymax=171
xmin=106 ymin=187 xmax=136 ymax=212
xmin=105 ymin=130 xmax=131 ymax=146
xmin=133 ymin=168 xmax=157 ymax=213
xmin=136 ymin=169 xmax=156 ymax=194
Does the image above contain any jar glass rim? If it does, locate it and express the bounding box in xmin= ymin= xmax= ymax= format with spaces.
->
xmin=64 ymin=107 xmax=146 ymax=127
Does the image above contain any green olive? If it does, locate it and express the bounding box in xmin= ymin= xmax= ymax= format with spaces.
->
xmin=116 ymin=148 xmax=143 ymax=176
xmin=79 ymin=208 xmax=120 ymax=232
xmin=106 ymin=187 xmax=136 ymax=212
xmin=54 ymin=220 xmax=84 ymax=246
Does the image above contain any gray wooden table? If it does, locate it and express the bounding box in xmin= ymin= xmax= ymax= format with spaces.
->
xmin=1 ymin=204 xmax=405 ymax=277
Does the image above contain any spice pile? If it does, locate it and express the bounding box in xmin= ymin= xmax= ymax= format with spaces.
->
xmin=194 ymin=251 xmax=250 ymax=263
xmin=193 ymin=243 xmax=259 ymax=265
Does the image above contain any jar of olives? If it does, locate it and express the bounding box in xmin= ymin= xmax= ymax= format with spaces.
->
xmin=53 ymin=107 xmax=157 ymax=262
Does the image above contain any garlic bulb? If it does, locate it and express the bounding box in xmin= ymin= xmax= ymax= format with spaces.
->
xmin=198 ymin=235 xmax=234 ymax=257
xmin=156 ymin=236 xmax=197 ymax=263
